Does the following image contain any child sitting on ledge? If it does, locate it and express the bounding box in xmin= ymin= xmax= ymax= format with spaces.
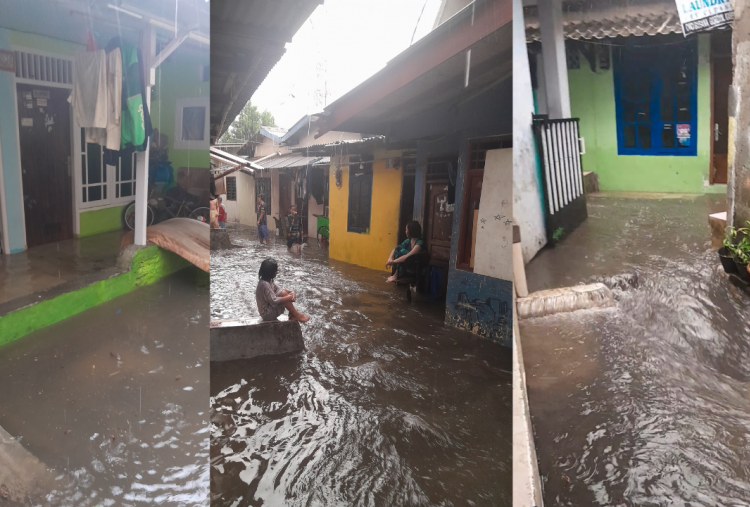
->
xmin=255 ymin=258 xmax=310 ymax=322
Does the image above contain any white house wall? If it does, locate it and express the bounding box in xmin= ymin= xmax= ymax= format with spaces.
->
xmin=513 ymin=0 xmax=547 ymax=262
xmin=474 ymin=148 xmax=513 ymax=281
xmin=237 ymin=171 xmax=256 ymax=226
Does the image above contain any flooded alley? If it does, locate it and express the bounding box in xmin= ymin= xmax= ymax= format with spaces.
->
xmin=521 ymin=195 xmax=750 ymax=505
xmin=0 ymin=268 xmax=210 ymax=506
xmin=210 ymin=225 xmax=512 ymax=506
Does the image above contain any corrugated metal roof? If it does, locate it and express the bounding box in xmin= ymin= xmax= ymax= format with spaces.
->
xmin=259 ymin=125 xmax=288 ymax=142
xmin=257 ymin=154 xmax=328 ymax=169
xmin=524 ymin=0 xmax=684 ymax=41
xmin=288 ymin=136 xmax=386 ymax=153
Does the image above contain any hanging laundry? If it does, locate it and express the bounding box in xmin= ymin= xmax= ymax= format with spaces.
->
xmin=102 ymin=37 xmax=152 ymax=164
xmin=69 ymin=50 xmax=107 ymax=129
xmin=87 ymin=48 xmax=123 ymax=151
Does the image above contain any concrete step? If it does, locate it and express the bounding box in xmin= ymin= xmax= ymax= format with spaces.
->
xmin=210 ymin=319 xmax=305 ymax=361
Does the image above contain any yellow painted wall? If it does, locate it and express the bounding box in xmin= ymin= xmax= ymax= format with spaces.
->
xmin=329 ymin=155 xmax=402 ymax=272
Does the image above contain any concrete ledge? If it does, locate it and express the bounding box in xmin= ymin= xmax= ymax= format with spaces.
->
xmin=583 ymin=171 xmax=599 ymax=194
xmin=709 ymin=211 xmax=727 ymax=249
xmin=210 ymin=319 xmax=305 ymax=361
xmin=513 ymin=292 xmax=544 ymax=507
xmin=0 ymin=424 xmax=53 ymax=504
xmin=210 ymin=228 xmax=232 ymax=250
xmin=517 ymin=283 xmax=614 ymax=319
xmin=0 ymin=246 xmax=190 ymax=347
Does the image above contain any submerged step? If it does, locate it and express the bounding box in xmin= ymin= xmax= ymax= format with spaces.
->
xmin=210 ymin=228 xmax=232 ymax=250
xmin=517 ymin=283 xmax=614 ymax=319
xmin=210 ymin=319 xmax=305 ymax=361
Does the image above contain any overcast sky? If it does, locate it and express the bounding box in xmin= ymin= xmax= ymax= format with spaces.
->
xmin=252 ymin=0 xmax=443 ymax=130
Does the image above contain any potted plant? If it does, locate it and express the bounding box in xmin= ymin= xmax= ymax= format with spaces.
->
xmin=731 ymin=224 xmax=750 ymax=282
xmin=720 ymin=228 xmax=738 ymax=274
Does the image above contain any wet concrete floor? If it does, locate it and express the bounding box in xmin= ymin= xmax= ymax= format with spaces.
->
xmin=0 ymin=230 xmax=124 ymax=308
xmin=0 ymin=267 xmax=209 ymax=506
xmin=210 ymin=224 xmax=512 ymax=506
xmin=521 ymin=195 xmax=750 ymax=505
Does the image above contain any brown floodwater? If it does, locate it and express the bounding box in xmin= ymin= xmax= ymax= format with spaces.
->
xmin=0 ymin=268 xmax=210 ymax=506
xmin=210 ymin=225 xmax=512 ymax=506
xmin=522 ymin=196 xmax=750 ymax=506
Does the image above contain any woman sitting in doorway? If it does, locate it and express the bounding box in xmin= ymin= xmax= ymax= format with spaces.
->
xmin=386 ymin=221 xmax=424 ymax=283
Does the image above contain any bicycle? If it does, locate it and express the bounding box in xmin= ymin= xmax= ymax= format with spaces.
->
xmin=123 ymin=191 xmax=210 ymax=230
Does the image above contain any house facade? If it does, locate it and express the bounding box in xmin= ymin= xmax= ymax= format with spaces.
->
xmin=0 ymin=0 xmax=210 ymax=255
xmin=312 ymin=0 xmax=513 ymax=344
xmin=526 ymin=0 xmax=731 ymax=194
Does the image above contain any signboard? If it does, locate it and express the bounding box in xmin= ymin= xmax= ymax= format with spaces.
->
xmin=675 ymin=0 xmax=733 ymax=35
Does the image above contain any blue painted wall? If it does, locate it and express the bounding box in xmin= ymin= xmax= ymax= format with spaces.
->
xmin=444 ymin=131 xmax=513 ymax=346
xmin=0 ymin=28 xmax=26 ymax=253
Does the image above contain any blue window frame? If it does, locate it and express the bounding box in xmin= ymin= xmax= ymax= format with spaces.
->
xmin=613 ymin=39 xmax=698 ymax=156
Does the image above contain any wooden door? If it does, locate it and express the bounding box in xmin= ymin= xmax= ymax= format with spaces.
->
xmin=712 ymin=56 xmax=732 ymax=184
xmin=16 ymin=84 xmax=72 ymax=248
xmin=398 ymin=172 xmax=415 ymax=245
xmin=425 ymin=181 xmax=453 ymax=263
xmin=278 ymin=173 xmax=292 ymax=235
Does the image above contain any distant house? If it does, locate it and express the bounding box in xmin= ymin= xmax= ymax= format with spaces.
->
xmin=219 ymin=114 xmax=359 ymax=236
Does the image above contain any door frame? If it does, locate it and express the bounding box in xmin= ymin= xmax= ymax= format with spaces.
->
xmin=709 ymin=31 xmax=732 ymax=186
xmin=11 ymin=46 xmax=77 ymax=249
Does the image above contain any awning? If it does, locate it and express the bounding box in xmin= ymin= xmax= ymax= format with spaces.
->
xmin=315 ymin=0 xmax=511 ymax=137
xmin=255 ymin=154 xmax=329 ymax=169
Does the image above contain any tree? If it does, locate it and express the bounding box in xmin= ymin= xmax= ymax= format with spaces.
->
xmin=219 ymin=101 xmax=277 ymax=144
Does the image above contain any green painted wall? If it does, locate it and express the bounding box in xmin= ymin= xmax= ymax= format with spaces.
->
xmin=9 ymin=31 xmax=81 ymax=56
xmin=150 ymin=47 xmax=210 ymax=171
xmin=79 ymin=205 xmax=127 ymax=237
xmin=569 ymin=33 xmax=725 ymax=194
xmin=0 ymin=245 xmax=190 ymax=346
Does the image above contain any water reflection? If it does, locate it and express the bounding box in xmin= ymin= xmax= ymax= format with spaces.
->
xmin=211 ymin=226 xmax=512 ymax=506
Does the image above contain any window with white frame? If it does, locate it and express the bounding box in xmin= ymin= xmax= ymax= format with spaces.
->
xmin=174 ymin=98 xmax=209 ymax=150
xmin=80 ymin=128 xmax=137 ymax=208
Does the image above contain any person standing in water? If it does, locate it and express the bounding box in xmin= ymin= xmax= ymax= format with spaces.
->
xmin=256 ymin=194 xmax=269 ymax=245
xmin=255 ymin=258 xmax=310 ymax=322
xmin=210 ymin=195 xmax=220 ymax=229
xmin=217 ymin=196 xmax=227 ymax=229
xmin=286 ymin=204 xmax=303 ymax=254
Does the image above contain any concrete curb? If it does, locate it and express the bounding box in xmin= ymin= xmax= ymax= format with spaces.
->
xmin=513 ymin=291 xmax=545 ymax=507
xmin=0 ymin=424 xmax=53 ymax=504
xmin=210 ymin=320 xmax=305 ymax=361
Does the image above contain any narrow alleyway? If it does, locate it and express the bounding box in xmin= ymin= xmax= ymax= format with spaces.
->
xmin=210 ymin=224 xmax=512 ymax=506
xmin=0 ymin=268 xmax=209 ymax=505
xmin=521 ymin=195 xmax=750 ymax=505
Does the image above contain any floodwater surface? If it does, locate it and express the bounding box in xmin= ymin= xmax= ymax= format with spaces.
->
xmin=521 ymin=195 xmax=750 ymax=506
xmin=210 ymin=225 xmax=512 ymax=506
xmin=0 ymin=268 xmax=210 ymax=506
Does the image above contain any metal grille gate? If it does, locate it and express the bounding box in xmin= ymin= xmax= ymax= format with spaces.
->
xmin=532 ymin=114 xmax=588 ymax=245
